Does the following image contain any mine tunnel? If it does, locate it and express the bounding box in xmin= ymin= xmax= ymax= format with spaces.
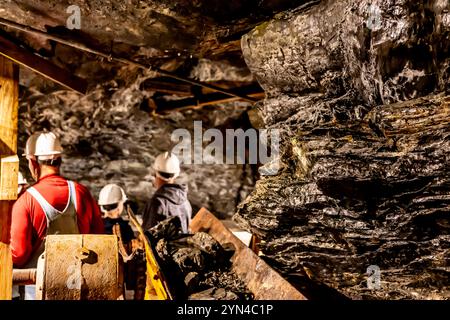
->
xmin=0 ymin=0 xmax=449 ymax=303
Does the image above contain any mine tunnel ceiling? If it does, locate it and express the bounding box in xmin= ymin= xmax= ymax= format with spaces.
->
xmin=0 ymin=0 xmax=311 ymax=112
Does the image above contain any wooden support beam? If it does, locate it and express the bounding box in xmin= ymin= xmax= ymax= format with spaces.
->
xmin=0 ymin=34 xmax=87 ymax=94
xmin=0 ymin=56 xmax=19 ymax=300
xmin=153 ymin=84 xmax=265 ymax=114
xmin=0 ymin=156 xmax=19 ymax=200
xmin=141 ymin=78 xmax=193 ymax=97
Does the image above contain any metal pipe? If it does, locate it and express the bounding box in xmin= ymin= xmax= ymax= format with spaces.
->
xmin=12 ymin=268 xmax=37 ymax=285
xmin=0 ymin=17 xmax=258 ymax=102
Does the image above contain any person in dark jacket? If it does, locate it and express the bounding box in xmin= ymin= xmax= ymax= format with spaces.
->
xmin=142 ymin=152 xmax=192 ymax=234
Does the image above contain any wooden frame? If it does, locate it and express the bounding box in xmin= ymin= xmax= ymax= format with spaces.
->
xmin=0 ymin=56 xmax=19 ymax=300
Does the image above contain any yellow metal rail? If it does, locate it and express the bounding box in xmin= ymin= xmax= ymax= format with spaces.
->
xmin=127 ymin=207 xmax=172 ymax=300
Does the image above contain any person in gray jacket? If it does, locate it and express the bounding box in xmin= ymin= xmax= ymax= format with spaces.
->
xmin=142 ymin=152 xmax=192 ymax=234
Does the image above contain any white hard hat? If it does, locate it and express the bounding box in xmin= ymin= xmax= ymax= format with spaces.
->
xmin=18 ymin=171 xmax=28 ymax=185
xmin=23 ymin=132 xmax=63 ymax=160
xmin=98 ymin=184 xmax=127 ymax=206
xmin=153 ymin=152 xmax=180 ymax=179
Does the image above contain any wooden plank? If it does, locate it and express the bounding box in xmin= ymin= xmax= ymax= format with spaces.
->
xmin=154 ymin=84 xmax=265 ymax=114
xmin=0 ymin=201 xmax=13 ymax=246
xmin=190 ymin=208 xmax=307 ymax=300
xmin=0 ymin=201 xmax=14 ymax=300
xmin=0 ymin=56 xmax=19 ymax=155
xmin=0 ymin=242 xmax=12 ymax=299
xmin=0 ymin=34 xmax=87 ymax=94
xmin=0 ymin=155 xmax=18 ymax=200
xmin=44 ymin=235 xmax=82 ymax=300
xmin=142 ymin=78 xmax=193 ymax=96
xmin=42 ymin=235 xmax=122 ymax=300
xmin=0 ymin=56 xmax=18 ymax=300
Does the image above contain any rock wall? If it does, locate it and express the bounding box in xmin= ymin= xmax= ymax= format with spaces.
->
xmin=235 ymin=0 xmax=449 ymax=299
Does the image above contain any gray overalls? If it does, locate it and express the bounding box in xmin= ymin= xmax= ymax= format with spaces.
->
xmin=20 ymin=180 xmax=80 ymax=299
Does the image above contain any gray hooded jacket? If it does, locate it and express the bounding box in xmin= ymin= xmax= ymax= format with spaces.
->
xmin=142 ymin=183 xmax=192 ymax=233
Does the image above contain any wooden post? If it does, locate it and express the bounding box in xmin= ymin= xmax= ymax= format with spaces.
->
xmin=0 ymin=56 xmax=19 ymax=300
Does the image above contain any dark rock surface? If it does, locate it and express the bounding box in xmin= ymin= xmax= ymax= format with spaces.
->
xmin=235 ymin=0 xmax=450 ymax=299
xmin=148 ymin=217 xmax=252 ymax=300
xmin=188 ymin=287 xmax=239 ymax=300
xmin=1 ymin=0 xmax=309 ymax=78
xmin=198 ymin=271 xmax=253 ymax=300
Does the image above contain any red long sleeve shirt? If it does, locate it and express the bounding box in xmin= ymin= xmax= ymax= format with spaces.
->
xmin=10 ymin=173 xmax=104 ymax=267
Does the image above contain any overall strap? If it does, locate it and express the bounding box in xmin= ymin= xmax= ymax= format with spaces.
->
xmin=67 ymin=180 xmax=78 ymax=212
xmin=27 ymin=181 xmax=78 ymax=223
xmin=27 ymin=187 xmax=61 ymax=223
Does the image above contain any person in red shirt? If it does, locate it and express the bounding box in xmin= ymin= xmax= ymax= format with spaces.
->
xmin=10 ymin=132 xmax=104 ymax=269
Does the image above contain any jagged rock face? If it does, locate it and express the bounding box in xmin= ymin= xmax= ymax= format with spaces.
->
xmin=243 ymin=0 xmax=449 ymax=125
xmin=235 ymin=0 xmax=450 ymax=299
xmin=147 ymin=217 xmax=252 ymax=299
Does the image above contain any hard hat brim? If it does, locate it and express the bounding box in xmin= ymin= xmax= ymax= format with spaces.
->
xmin=22 ymin=151 xmax=63 ymax=157
xmin=33 ymin=151 xmax=63 ymax=156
